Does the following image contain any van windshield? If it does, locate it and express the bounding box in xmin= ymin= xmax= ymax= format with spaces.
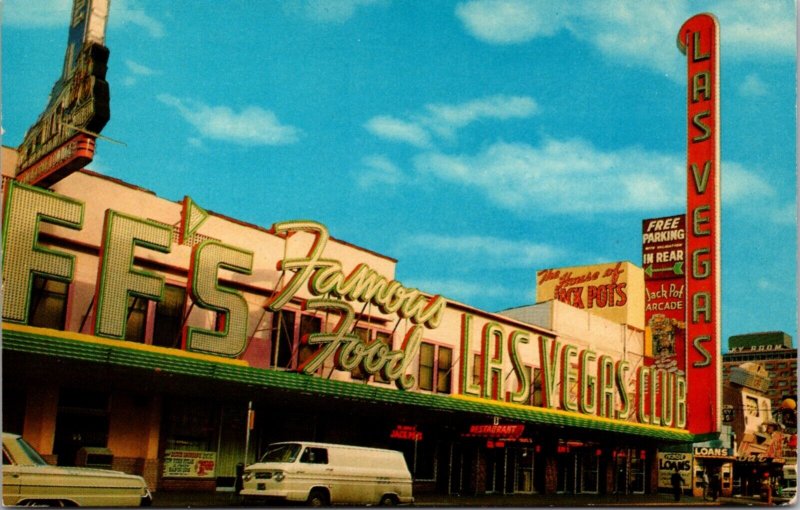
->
xmin=260 ymin=443 xmax=301 ymax=463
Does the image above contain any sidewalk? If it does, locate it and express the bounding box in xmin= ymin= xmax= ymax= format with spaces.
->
xmin=150 ymin=491 xmax=757 ymax=508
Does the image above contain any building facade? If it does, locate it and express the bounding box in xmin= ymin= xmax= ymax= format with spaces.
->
xmin=2 ymin=145 xmax=696 ymax=499
xmin=723 ymin=332 xmax=797 ymax=414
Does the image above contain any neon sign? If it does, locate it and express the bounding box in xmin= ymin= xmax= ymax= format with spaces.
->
xmin=16 ymin=0 xmax=111 ymax=187
xmin=678 ymin=13 xmax=722 ymax=435
xmin=1 ymin=184 xmax=441 ymax=389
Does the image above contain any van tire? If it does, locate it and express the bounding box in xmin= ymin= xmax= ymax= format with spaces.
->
xmin=379 ymin=494 xmax=398 ymax=506
xmin=307 ymin=488 xmax=330 ymax=507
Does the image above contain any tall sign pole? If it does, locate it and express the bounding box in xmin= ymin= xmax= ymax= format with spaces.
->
xmin=15 ymin=0 xmax=111 ymax=188
xmin=677 ymin=13 xmax=722 ymax=436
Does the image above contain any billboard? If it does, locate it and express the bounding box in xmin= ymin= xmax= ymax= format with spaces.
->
xmin=677 ymin=13 xmax=722 ymax=435
xmin=643 ymin=215 xmax=686 ymax=376
xmin=536 ymin=261 xmax=644 ymax=330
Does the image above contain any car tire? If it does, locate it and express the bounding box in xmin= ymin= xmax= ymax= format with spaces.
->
xmin=379 ymin=494 xmax=398 ymax=506
xmin=307 ymin=489 xmax=329 ymax=507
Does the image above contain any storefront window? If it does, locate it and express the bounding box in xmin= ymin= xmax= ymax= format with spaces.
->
xmin=28 ymin=276 xmax=69 ymax=330
xmin=630 ymin=453 xmax=646 ymax=493
xmin=373 ymin=332 xmax=392 ymax=383
xmin=298 ymin=314 xmax=322 ymax=369
xmin=53 ymin=389 xmax=109 ymax=466
xmin=579 ymin=450 xmax=600 ymax=494
xmin=125 ymin=296 xmax=148 ymax=342
xmin=351 ymin=327 xmax=371 ymax=380
xmin=418 ymin=343 xmax=435 ymax=391
xmin=152 ymin=285 xmax=186 ymax=348
xmin=437 ymin=347 xmax=452 ymax=394
xmin=163 ymin=399 xmax=217 ymax=451
xmin=472 ymin=354 xmax=482 ymax=386
xmin=514 ymin=447 xmax=535 ymax=493
xmin=270 ymin=310 xmax=295 ymax=369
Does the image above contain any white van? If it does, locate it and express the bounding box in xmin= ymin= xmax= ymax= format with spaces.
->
xmin=240 ymin=442 xmax=413 ymax=506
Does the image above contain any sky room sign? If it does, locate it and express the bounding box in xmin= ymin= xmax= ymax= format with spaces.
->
xmin=2 ymin=181 xmax=687 ymax=430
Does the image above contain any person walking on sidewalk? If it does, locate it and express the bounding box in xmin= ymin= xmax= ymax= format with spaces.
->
xmin=709 ymin=470 xmax=721 ymax=501
xmin=702 ymin=471 xmax=710 ymax=500
xmin=671 ymin=469 xmax=684 ymax=502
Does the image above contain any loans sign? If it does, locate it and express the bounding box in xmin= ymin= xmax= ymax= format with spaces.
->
xmin=677 ymin=13 xmax=722 ymax=435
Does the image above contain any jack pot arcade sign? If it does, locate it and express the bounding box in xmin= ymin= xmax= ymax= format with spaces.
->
xmin=677 ymin=13 xmax=722 ymax=436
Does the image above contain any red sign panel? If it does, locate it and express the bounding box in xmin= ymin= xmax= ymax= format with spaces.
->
xmin=15 ymin=134 xmax=96 ymax=188
xmin=466 ymin=424 xmax=524 ymax=439
xmin=390 ymin=425 xmax=423 ymax=441
xmin=678 ymin=13 xmax=721 ymax=435
xmin=643 ymin=215 xmax=686 ymax=376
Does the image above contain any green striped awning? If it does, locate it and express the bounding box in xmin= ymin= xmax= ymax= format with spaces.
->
xmin=3 ymin=323 xmax=695 ymax=442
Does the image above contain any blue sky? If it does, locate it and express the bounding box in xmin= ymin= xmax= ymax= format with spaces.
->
xmin=3 ymin=0 xmax=797 ymax=345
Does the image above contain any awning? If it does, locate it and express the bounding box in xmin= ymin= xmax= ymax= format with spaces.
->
xmin=3 ymin=323 xmax=696 ymax=442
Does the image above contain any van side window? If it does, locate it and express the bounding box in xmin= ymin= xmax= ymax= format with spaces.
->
xmin=300 ymin=447 xmax=328 ymax=464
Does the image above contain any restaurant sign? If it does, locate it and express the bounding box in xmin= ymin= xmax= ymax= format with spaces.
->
xmin=1 ymin=183 xmax=445 ymax=391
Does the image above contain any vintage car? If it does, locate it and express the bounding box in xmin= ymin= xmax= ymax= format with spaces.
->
xmin=2 ymin=432 xmax=152 ymax=507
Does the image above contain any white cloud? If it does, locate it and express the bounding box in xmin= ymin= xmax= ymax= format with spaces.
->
xmin=455 ymin=0 xmax=569 ymax=44
xmin=455 ymin=0 xmax=796 ymax=79
xmin=286 ymin=0 xmax=384 ymax=23
xmin=157 ymin=94 xmax=301 ymax=146
xmin=722 ymin=162 xmax=775 ymax=204
xmin=767 ymin=202 xmax=797 ymax=226
xmin=365 ymin=94 xmax=538 ymax=146
xmin=125 ymin=60 xmax=158 ymax=76
xmin=357 ymin=155 xmax=404 ymax=188
xmin=364 ymin=116 xmax=431 ymax=148
xmin=4 ymin=0 xmax=71 ymax=27
xmin=5 ymin=0 xmax=165 ymax=38
xmin=403 ymin=233 xmax=563 ymax=268
xmin=111 ymin=0 xmax=166 ymax=38
xmin=413 ymin=138 xmax=776 ymax=216
xmin=122 ymin=59 xmax=160 ymax=86
xmin=424 ymin=95 xmax=539 ymax=138
xmin=738 ymin=74 xmax=768 ymax=97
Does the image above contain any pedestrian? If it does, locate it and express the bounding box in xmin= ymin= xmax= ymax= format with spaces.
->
xmin=671 ymin=469 xmax=684 ymax=502
xmin=710 ymin=471 xmax=721 ymax=501
xmin=702 ymin=471 xmax=710 ymax=500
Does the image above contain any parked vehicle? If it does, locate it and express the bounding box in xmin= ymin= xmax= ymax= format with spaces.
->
xmin=240 ymin=441 xmax=414 ymax=506
xmin=2 ymin=432 xmax=152 ymax=507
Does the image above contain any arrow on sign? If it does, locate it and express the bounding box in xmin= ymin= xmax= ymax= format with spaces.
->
xmin=644 ymin=261 xmax=684 ymax=278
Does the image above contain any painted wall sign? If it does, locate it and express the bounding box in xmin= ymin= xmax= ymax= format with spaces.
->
xmin=657 ymin=452 xmax=693 ymax=489
xmin=536 ymin=262 xmax=644 ymax=330
xmin=643 ymin=215 xmax=686 ymax=377
xmin=677 ymin=13 xmax=722 ymax=435
xmin=162 ymin=450 xmax=216 ymax=478
xmin=15 ymin=0 xmax=110 ymax=187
